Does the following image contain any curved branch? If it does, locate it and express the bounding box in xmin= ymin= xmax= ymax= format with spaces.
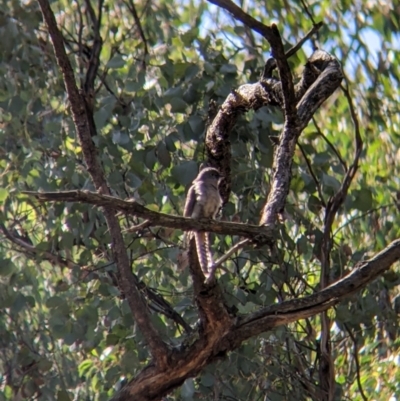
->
xmin=296 ymin=52 xmax=343 ymax=129
xmin=260 ymin=51 xmax=343 ymax=226
xmin=206 ymin=49 xmax=338 ymax=205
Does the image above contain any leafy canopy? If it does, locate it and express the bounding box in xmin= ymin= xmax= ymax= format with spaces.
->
xmin=0 ymin=0 xmax=400 ymax=400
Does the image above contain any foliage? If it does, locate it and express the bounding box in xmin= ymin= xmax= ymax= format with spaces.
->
xmin=0 ymin=0 xmax=400 ymax=400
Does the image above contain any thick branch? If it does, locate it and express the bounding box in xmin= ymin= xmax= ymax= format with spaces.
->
xmin=260 ymin=51 xmax=343 ymax=226
xmin=22 ymin=190 xmax=274 ymax=241
xmin=110 ymin=239 xmax=400 ymax=400
xmin=37 ymin=0 xmax=169 ymax=367
xmin=206 ymin=49 xmax=334 ymax=203
xmin=296 ymin=51 xmax=343 ymax=130
xmin=205 ymin=2 xmax=323 ymax=202
xmin=187 ymin=238 xmax=233 ymax=333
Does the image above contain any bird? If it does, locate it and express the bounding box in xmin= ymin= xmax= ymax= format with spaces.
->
xmin=183 ymin=167 xmax=222 ymax=276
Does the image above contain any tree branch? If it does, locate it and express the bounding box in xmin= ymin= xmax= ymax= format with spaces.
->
xmin=0 ymin=222 xmax=76 ymax=269
xmin=37 ymin=0 xmax=169 ymax=368
xmin=235 ymin=239 xmax=400 ymax=338
xmin=205 ymin=2 xmax=324 ymax=204
xmin=260 ymin=51 xmax=343 ymax=226
xmin=207 ymin=0 xmax=274 ymax=42
xmin=22 ymin=190 xmax=274 ymax=241
xmin=125 ymin=0 xmax=149 ymax=70
xmin=315 ymin=79 xmax=362 ymax=400
xmin=111 ymin=238 xmax=400 ymax=400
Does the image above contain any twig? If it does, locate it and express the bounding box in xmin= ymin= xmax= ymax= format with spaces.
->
xmin=316 ymin=79 xmax=362 ymax=401
xmin=126 ymin=0 xmax=149 ymax=70
xmin=321 ymin=81 xmax=363 ymax=285
xmin=312 ymin=117 xmax=348 ymax=171
xmin=124 ymin=219 xmax=152 ymax=233
xmin=344 ymin=324 xmax=368 ymax=401
xmin=205 ymin=238 xmax=250 ymax=284
xmin=299 ymin=0 xmax=316 ymax=25
xmin=260 ymin=21 xmax=323 ymax=80
xmin=333 ymin=204 xmax=394 ymax=237
xmin=298 ymin=142 xmax=326 ymax=208
xmin=83 ymin=0 xmax=103 ymax=94
xmin=285 ymin=22 xmax=323 ymax=59
xmin=0 ymin=223 xmax=76 ymax=269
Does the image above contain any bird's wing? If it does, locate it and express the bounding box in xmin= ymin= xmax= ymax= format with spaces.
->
xmin=183 ymin=185 xmax=196 ymax=217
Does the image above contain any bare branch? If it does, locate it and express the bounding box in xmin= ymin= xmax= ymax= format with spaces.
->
xmin=313 ymin=117 xmax=348 ymax=171
xmin=22 ymin=190 xmax=274 ymax=241
xmin=296 ymin=52 xmax=344 ymax=130
xmin=83 ymin=0 xmax=103 ymax=94
xmin=206 ymin=238 xmax=250 ymax=283
xmin=37 ymin=0 xmax=169 ymax=368
xmin=298 ymin=142 xmax=326 ymax=207
xmin=285 ymin=22 xmax=323 ymax=58
xmin=206 ymin=50 xmax=338 ymax=205
xmin=321 ymin=81 xmax=363 ymax=286
xmin=315 ymin=80 xmax=362 ymax=400
xmin=260 ymin=51 xmax=343 ymax=226
xmin=345 ymin=324 xmax=368 ymax=401
xmin=208 ymin=1 xmax=324 ymax=122
xmin=207 ymin=0 xmax=274 ymax=41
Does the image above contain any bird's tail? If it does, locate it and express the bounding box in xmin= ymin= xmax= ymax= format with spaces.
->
xmin=194 ymin=231 xmax=213 ymax=275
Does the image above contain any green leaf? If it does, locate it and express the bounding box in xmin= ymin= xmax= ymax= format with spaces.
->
xmin=46 ymin=296 xmax=65 ymax=308
xmin=38 ymin=357 xmax=53 ymax=373
xmin=188 ymin=115 xmax=205 ymax=136
xmin=169 ymin=97 xmax=188 ymax=113
xmin=12 ymin=293 xmax=27 ymax=313
xmin=0 ymin=188 xmax=8 ymax=202
xmin=181 ymin=28 xmax=199 ymax=46
xmin=352 ymin=188 xmax=373 ymax=212
xmin=181 ymin=378 xmax=195 ymax=400
xmin=220 ymin=64 xmax=237 ymax=74
xmin=322 ymin=173 xmax=341 ymax=191
xmin=0 ymin=258 xmax=14 ymax=276
xmin=164 ymin=86 xmax=184 ymax=100
xmin=200 ymin=373 xmax=215 ymax=387
xmin=57 ymin=390 xmax=72 ymax=401
xmin=171 ymin=161 xmax=198 ymax=186
xmin=106 ymin=55 xmax=125 ymax=69
xmin=112 ymin=131 xmax=130 ymax=145
xmin=144 ymin=148 xmax=157 ymax=170
xmin=156 ymin=141 xmax=171 ymax=167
